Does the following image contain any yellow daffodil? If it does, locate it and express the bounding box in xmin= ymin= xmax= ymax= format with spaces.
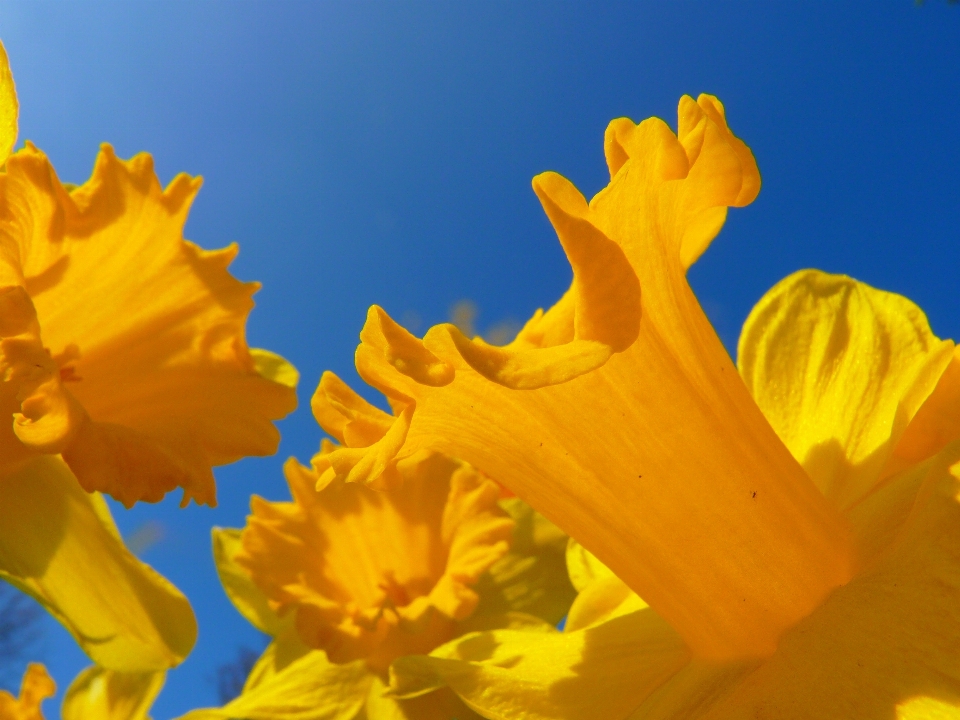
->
xmin=0 ymin=41 xmax=295 ymax=672
xmin=302 ymin=94 xmax=960 ymax=717
xmin=0 ymin=663 xmax=163 ymax=720
xmin=179 ymin=377 xmax=575 ymax=719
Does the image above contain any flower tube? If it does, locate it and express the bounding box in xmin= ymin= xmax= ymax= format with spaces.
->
xmin=312 ymin=95 xmax=857 ymax=660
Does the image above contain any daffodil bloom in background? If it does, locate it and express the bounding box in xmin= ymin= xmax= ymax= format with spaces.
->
xmin=0 ymin=40 xmax=296 ymax=671
xmin=305 ymin=94 xmax=960 ymax=718
xmin=178 ymin=376 xmax=575 ymax=720
xmin=0 ymin=663 xmax=164 ymax=720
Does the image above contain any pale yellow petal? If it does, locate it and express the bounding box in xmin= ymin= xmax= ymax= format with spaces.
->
xmin=0 ymin=456 xmax=196 ymax=670
xmin=61 ymin=666 xmax=164 ymax=720
xmin=0 ymin=144 xmax=297 ymax=507
xmin=0 ymin=41 xmax=16 ymax=166
xmin=242 ymin=631 xmax=314 ymax=693
xmin=335 ymin=96 xmax=852 ymax=659
xmin=211 ymin=527 xmax=288 ymax=636
xmin=564 ymin=539 xmax=647 ymax=633
xmin=738 ymin=269 xmax=954 ymax=510
xmin=896 ymin=697 xmax=960 ymax=719
xmin=887 ymin=345 xmax=960 ymax=477
xmin=176 ymin=651 xmax=371 ymax=720
xmin=390 ymin=610 xmax=689 ymax=720
xmin=362 ymin=676 xmax=483 ymax=720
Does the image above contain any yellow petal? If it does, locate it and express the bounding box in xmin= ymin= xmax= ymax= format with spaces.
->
xmin=691 ymin=443 xmax=960 ymax=719
xmin=333 ymin=96 xmax=852 ymax=659
xmin=176 ymin=651 xmax=371 ymax=720
xmin=738 ymin=269 xmax=954 ymax=510
xmin=61 ymin=666 xmax=164 ymax=720
xmin=468 ymin=498 xmax=577 ymax=628
xmin=0 ymin=143 xmax=297 ymax=507
xmin=389 ymin=609 xmax=689 ymax=720
xmin=887 ymin=345 xmax=960 ymax=477
xmin=365 ymin=675 xmax=483 ymax=720
xmin=0 ymin=41 xmax=16 ymax=167
xmin=0 ymin=664 xmax=54 ymax=720
xmin=896 ymin=697 xmax=960 ymax=719
xmin=564 ymin=539 xmax=647 ymax=633
xmin=211 ymin=527 xmax=288 ymax=637
xmin=0 ymin=456 xmax=197 ymax=670
xmin=242 ymin=631 xmax=314 ymax=693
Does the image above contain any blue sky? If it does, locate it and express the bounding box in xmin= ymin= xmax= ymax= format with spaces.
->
xmin=1 ymin=2 xmax=958 ymax=717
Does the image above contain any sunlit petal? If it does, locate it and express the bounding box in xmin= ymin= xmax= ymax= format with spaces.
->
xmin=738 ymin=269 xmax=954 ymax=510
xmin=0 ymin=456 xmax=196 ymax=670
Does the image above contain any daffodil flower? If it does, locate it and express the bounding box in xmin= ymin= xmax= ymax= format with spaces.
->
xmin=0 ymin=663 xmax=164 ymax=720
xmin=0 ymin=41 xmax=295 ymax=671
xmin=178 ymin=377 xmax=576 ymax=720
xmin=306 ymin=95 xmax=960 ymax=717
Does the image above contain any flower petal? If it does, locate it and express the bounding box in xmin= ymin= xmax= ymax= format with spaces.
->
xmin=564 ymin=540 xmax=647 ymax=633
xmin=0 ymin=456 xmax=197 ymax=670
xmin=389 ymin=610 xmax=689 ymax=720
xmin=887 ymin=345 xmax=960 ymax=478
xmin=738 ymin=270 xmax=954 ymax=510
xmin=0 ymin=664 xmax=55 ymax=720
xmin=694 ymin=443 xmax=960 ymax=719
xmin=0 ymin=144 xmax=297 ymax=507
xmin=467 ymin=498 xmax=576 ymax=629
xmin=175 ymin=651 xmax=371 ymax=720
xmin=0 ymin=41 xmax=16 ymax=166
xmin=334 ymin=96 xmax=852 ymax=659
xmin=61 ymin=666 xmax=164 ymax=720
xmin=364 ymin=675 xmax=484 ymax=720
xmin=211 ymin=527 xmax=288 ymax=637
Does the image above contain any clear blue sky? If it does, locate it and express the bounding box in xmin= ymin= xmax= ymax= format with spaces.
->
xmin=1 ymin=2 xmax=958 ymax=717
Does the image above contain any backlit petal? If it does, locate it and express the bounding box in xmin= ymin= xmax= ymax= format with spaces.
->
xmin=176 ymin=651 xmax=371 ymax=720
xmin=0 ymin=144 xmax=297 ymax=507
xmin=211 ymin=527 xmax=288 ymax=637
xmin=0 ymin=456 xmax=197 ymax=670
xmin=389 ymin=610 xmax=689 ymax=720
xmin=61 ymin=666 xmax=164 ymax=720
xmin=886 ymin=345 xmax=960 ymax=477
xmin=467 ymin=498 xmax=576 ymax=629
xmin=738 ymin=270 xmax=954 ymax=510
xmin=364 ymin=676 xmax=483 ymax=720
xmin=0 ymin=41 xmax=16 ymax=166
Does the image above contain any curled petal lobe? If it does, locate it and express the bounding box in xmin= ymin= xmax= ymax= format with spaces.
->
xmin=738 ymin=269 xmax=955 ymax=510
xmin=344 ymin=95 xmax=852 ymax=660
xmin=0 ymin=143 xmax=297 ymax=506
xmin=0 ymin=456 xmax=197 ymax=670
xmin=0 ymin=664 xmax=54 ymax=720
